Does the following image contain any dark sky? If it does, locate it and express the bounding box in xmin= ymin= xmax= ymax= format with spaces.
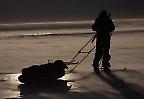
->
xmin=0 ymin=0 xmax=144 ymax=21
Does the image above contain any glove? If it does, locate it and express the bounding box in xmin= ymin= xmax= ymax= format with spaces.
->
xmin=91 ymin=38 xmax=95 ymax=43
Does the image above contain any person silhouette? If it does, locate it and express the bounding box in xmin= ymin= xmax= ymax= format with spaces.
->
xmin=92 ymin=10 xmax=115 ymax=72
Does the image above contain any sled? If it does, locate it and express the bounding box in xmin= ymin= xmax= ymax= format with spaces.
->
xmin=18 ymin=60 xmax=68 ymax=83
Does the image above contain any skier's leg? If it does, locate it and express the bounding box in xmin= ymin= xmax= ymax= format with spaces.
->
xmin=102 ymin=39 xmax=111 ymax=70
xmin=92 ymin=40 xmax=103 ymax=70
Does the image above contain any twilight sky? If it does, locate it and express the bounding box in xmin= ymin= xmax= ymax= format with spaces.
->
xmin=0 ymin=0 xmax=144 ymax=21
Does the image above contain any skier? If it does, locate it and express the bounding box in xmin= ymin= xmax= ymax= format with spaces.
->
xmin=92 ymin=10 xmax=115 ymax=72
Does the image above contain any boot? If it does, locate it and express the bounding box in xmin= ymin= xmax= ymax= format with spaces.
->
xmin=103 ymin=67 xmax=111 ymax=72
xmin=102 ymin=62 xmax=111 ymax=72
xmin=92 ymin=63 xmax=99 ymax=72
xmin=102 ymin=61 xmax=111 ymax=67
